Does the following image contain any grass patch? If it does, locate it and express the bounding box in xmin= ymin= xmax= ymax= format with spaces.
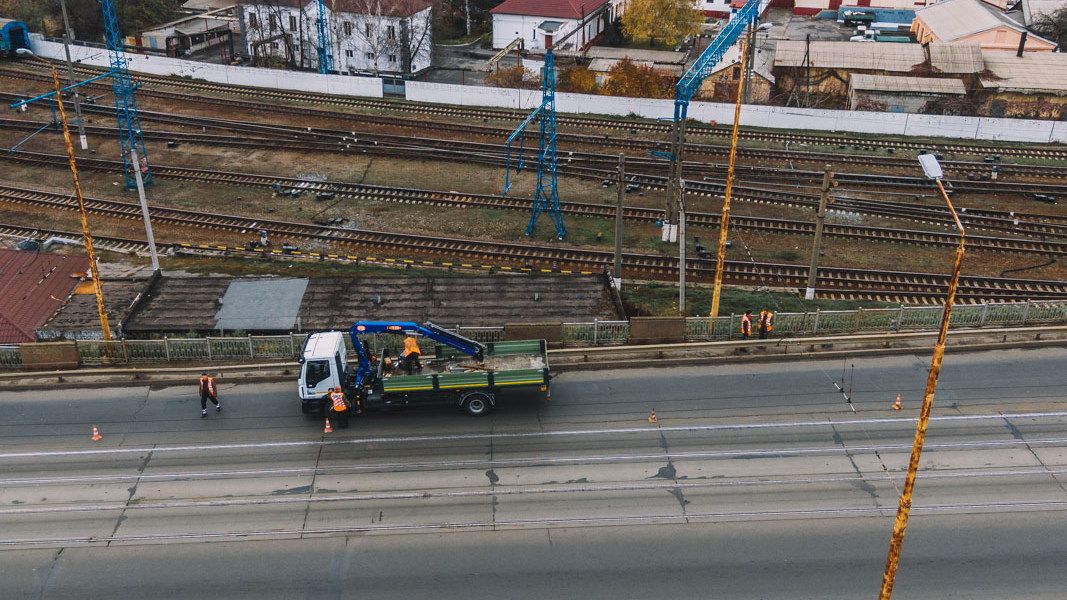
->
xmin=623 ymin=283 xmax=894 ymax=317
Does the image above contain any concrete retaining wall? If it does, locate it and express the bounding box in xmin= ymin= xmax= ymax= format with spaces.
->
xmin=28 ymin=36 xmax=384 ymax=98
xmin=628 ymin=317 xmax=686 ymax=345
xmin=18 ymin=342 xmax=79 ymax=370
xmin=504 ymin=322 xmax=564 ymax=347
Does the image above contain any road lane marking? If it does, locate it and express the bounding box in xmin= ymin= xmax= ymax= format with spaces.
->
xmin=3 ymin=410 xmax=1066 ymax=460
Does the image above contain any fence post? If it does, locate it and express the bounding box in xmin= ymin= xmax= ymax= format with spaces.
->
xmin=593 ymin=318 xmax=599 ymax=346
xmin=206 ymin=337 xmax=213 ymax=360
xmin=895 ymin=305 xmax=905 ymax=332
xmin=855 ymin=308 xmax=864 ymax=331
xmin=121 ymin=339 xmax=129 ymax=364
xmin=164 ymin=336 xmax=171 ymax=361
xmin=979 ymin=302 xmax=989 ymax=327
xmin=248 ymin=334 xmax=254 ymax=359
xmin=289 ymin=333 xmax=297 ymax=357
xmin=1021 ymin=300 xmax=1031 ymax=326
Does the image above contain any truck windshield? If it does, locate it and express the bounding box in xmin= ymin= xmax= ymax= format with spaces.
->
xmin=304 ymin=360 xmax=331 ymax=388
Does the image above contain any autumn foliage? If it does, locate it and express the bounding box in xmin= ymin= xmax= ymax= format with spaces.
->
xmin=558 ymin=66 xmax=598 ymax=94
xmin=599 ymin=59 xmax=674 ymax=99
xmin=485 ymin=65 xmax=541 ymax=90
xmin=622 ymin=0 xmax=703 ymax=48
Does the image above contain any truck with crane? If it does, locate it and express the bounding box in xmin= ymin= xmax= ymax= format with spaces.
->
xmin=298 ymin=321 xmax=550 ymax=418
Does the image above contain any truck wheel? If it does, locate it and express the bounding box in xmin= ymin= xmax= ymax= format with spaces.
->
xmin=462 ymin=392 xmax=493 ymax=417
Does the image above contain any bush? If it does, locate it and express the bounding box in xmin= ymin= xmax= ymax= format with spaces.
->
xmin=558 ymin=65 xmax=598 ymax=94
xmin=599 ymin=59 xmax=674 ymax=99
xmin=485 ymin=65 xmax=540 ymax=89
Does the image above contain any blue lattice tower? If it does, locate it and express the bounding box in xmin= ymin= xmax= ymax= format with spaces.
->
xmin=99 ymin=0 xmax=151 ymax=188
xmin=316 ymin=0 xmax=333 ymax=74
xmin=503 ymin=51 xmax=566 ymax=241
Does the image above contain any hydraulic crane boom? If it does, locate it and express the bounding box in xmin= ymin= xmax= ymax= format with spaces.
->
xmin=348 ymin=321 xmax=486 ymax=386
xmin=316 ymin=0 xmax=333 ymax=74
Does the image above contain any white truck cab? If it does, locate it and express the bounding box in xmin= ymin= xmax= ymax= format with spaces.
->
xmin=298 ymin=332 xmax=350 ymax=413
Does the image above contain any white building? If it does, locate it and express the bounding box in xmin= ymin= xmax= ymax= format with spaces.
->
xmin=240 ymin=0 xmax=432 ymax=75
xmin=490 ymin=0 xmax=629 ymax=51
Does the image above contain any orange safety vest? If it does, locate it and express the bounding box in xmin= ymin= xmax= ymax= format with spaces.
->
xmin=199 ymin=376 xmax=217 ymax=398
xmin=740 ymin=313 xmax=752 ymax=334
xmin=403 ymin=336 xmax=421 ymax=357
xmin=330 ymin=390 xmax=348 ymax=412
xmin=759 ymin=311 xmax=774 ymax=332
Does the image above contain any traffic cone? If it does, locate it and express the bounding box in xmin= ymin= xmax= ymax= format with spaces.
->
xmin=891 ymin=394 xmax=902 ymax=411
xmin=324 ymin=418 xmax=333 ymax=433
xmin=91 ymin=425 xmax=102 ymax=441
xmin=647 ymin=409 xmax=657 ymax=424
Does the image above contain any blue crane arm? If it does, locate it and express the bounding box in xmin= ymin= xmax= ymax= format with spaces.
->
xmin=348 ymin=321 xmax=487 ymax=387
xmin=673 ymin=0 xmax=759 ymax=120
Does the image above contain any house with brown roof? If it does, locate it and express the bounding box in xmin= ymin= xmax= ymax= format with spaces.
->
xmin=912 ymin=0 xmax=1056 ymax=52
xmin=0 ymin=250 xmax=87 ymax=344
xmin=490 ymin=0 xmax=626 ymax=51
xmin=240 ymin=0 xmax=432 ymax=74
xmin=977 ymin=50 xmax=1067 ymax=118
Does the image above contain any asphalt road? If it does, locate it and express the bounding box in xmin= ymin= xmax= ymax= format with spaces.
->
xmin=1 ymin=347 xmax=1065 ymax=599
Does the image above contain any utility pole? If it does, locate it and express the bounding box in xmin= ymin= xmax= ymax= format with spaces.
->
xmin=662 ymin=118 xmax=686 ymax=243
xmin=678 ymin=180 xmax=687 ymax=315
xmin=805 ymin=165 xmax=835 ymax=300
xmin=613 ymin=153 xmax=625 ymax=290
xmin=465 ymin=0 xmax=472 ymax=36
xmin=59 ymin=0 xmax=89 ymax=150
xmin=742 ymin=26 xmax=756 ymax=105
xmin=129 ymin=148 xmax=161 ymax=273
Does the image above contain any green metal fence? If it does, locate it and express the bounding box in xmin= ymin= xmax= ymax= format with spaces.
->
xmin=5 ymin=301 xmax=1066 ymax=369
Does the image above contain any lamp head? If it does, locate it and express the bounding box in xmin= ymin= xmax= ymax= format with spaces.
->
xmin=918 ymin=153 xmax=943 ymax=180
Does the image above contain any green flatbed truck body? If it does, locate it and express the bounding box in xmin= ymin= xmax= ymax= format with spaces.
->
xmin=364 ymin=339 xmax=550 ymax=414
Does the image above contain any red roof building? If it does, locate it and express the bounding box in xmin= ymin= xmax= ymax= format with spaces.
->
xmin=490 ymin=0 xmax=612 ymax=20
xmin=0 ymin=250 xmax=88 ymax=343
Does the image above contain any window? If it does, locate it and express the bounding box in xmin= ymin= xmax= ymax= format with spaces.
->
xmin=366 ymin=23 xmax=372 ymax=36
xmin=344 ymin=21 xmax=352 ymax=36
xmin=248 ymin=12 xmax=257 ymax=28
xmin=388 ymin=54 xmax=397 ymax=63
xmin=731 ymin=66 xmax=741 ymax=80
xmin=365 ymin=51 xmax=373 ymax=59
xmin=289 ymin=15 xmax=297 ymax=30
xmin=304 ymin=360 xmax=331 ymax=388
xmin=387 ymin=25 xmax=395 ymax=40
xmin=268 ymin=14 xmax=276 ymax=32
xmin=346 ymin=49 xmax=354 ymax=57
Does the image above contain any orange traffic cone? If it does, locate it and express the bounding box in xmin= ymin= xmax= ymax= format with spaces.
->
xmin=647 ymin=409 xmax=658 ymax=424
xmin=91 ymin=425 xmax=102 ymax=441
xmin=891 ymin=394 xmax=902 ymax=411
xmin=324 ymin=418 xmax=333 ymax=433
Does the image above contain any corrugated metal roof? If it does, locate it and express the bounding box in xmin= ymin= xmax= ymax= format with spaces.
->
xmin=490 ymin=0 xmax=611 ymax=19
xmin=928 ymin=42 xmax=985 ymax=73
xmin=850 ymin=73 xmax=967 ymax=94
xmin=0 ymin=250 xmax=87 ymax=343
xmin=774 ymin=40 xmax=926 ymax=71
xmin=214 ymin=278 xmax=309 ymax=331
xmin=915 ymin=0 xmax=1015 ymax=40
xmin=980 ymin=50 xmax=1067 ymax=93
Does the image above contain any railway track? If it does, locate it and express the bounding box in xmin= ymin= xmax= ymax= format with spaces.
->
xmin=4 ymin=64 xmax=1067 ymax=163
xmin=6 ymin=147 xmax=1066 ymax=240
xmin=0 ymin=189 xmax=1064 ymax=304
xmin=2 ymin=179 xmax=1066 ymax=258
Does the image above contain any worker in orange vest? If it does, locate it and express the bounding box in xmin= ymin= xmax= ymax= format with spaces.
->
xmin=758 ymin=310 xmax=774 ymax=339
xmin=327 ymin=386 xmax=351 ymax=428
xmin=198 ymin=373 xmax=220 ymax=418
xmin=740 ymin=311 xmax=753 ymax=339
xmin=400 ymin=335 xmax=422 ymax=374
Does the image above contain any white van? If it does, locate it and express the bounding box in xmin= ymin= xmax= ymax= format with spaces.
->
xmin=298 ymin=331 xmax=350 ymax=414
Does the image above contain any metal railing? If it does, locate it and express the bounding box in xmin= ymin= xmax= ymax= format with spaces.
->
xmin=4 ymin=301 xmax=1065 ymax=368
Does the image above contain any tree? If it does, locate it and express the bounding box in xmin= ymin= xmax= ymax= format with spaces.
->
xmin=558 ymin=65 xmax=597 ymax=94
xmin=621 ymin=0 xmax=702 ymax=48
xmin=485 ymin=64 xmax=540 ymax=89
xmin=599 ymin=58 xmax=674 ymax=98
xmin=1031 ymin=7 xmax=1067 ymax=49
xmin=344 ymin=0 xmax=433 ymax=75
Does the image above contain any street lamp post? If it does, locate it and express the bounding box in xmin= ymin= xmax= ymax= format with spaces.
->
xmin=58 ymin=0 xmax=89 ymax=151
xmin=878 ymin=153 xmax=967 ymax=599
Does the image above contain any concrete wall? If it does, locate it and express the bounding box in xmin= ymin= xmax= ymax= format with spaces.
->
xmin=407 ymin=79 xmax=1066 ymax=143
xmin=28 ymin=35 xmax=384 ymax=98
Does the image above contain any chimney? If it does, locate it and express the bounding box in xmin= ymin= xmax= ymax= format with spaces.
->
xmin=1017 ymin=31 xmax=1028 ymax=57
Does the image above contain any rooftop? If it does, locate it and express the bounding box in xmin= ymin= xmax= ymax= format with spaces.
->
xmin=38 ymin=278 xmax=151 ymax=340
xmin=915 ymin=0 xmax=1041 ymax=40
xmin=980 ymin=50 xmax=1067 ymax=93
xmin=773 ymin=40 xmax=985 ymax=74
xmin=850 ymin=73 xmax=967 ymax=94
xmin=490 ymin=0 xmax=611 ymax=20
xmin=0 ymin=250 xmax=87 ymax=344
